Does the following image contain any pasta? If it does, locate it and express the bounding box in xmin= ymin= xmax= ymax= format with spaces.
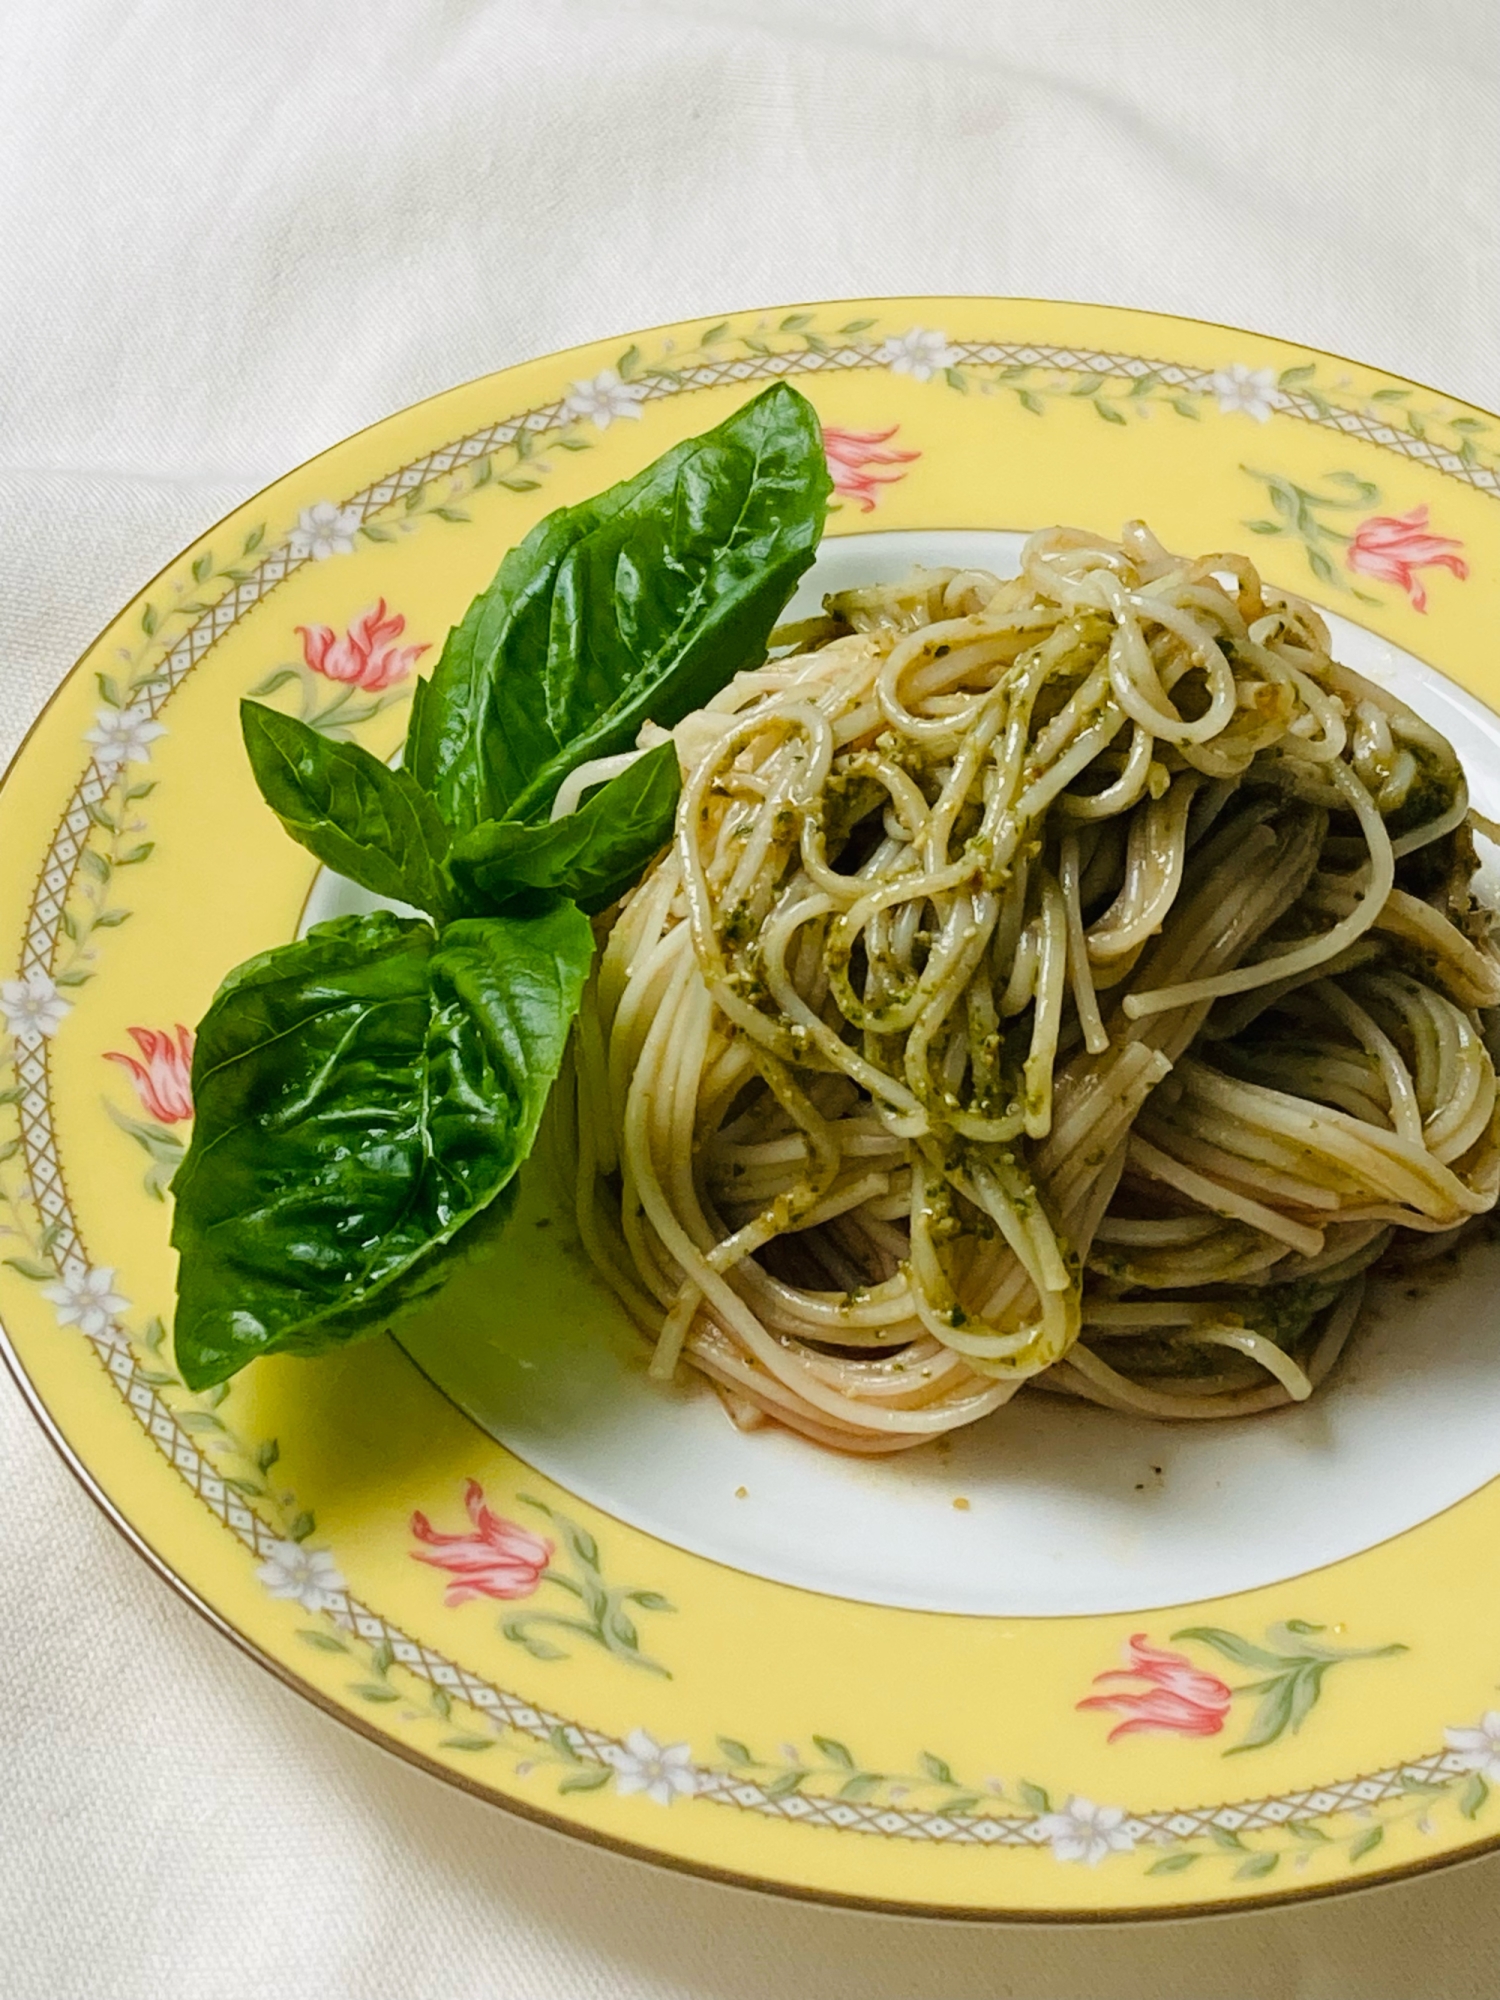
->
xmin=556 ymin=523 xmax=1500 ymax=1452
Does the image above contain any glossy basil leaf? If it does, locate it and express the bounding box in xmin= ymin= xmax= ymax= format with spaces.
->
xmin=449 ymin=741 xmax=681 ymax=915
xmin=406 ymin=382 xmax=830 ymax=831
xmin=241 ymin=702 xmax=457 ymax=923
xmin=170 ymin=902 xmax=594 ymax=1388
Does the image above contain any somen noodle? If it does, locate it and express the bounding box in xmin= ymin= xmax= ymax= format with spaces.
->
xmin=555 ymin=523 xmax=1500 ymax=1452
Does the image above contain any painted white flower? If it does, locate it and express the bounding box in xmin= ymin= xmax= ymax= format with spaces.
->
xmin=561 ymin=368 xmax=648 ymax=430
xmin=877 ymin=326 xmax=959 ymax=383
xmin=610 ymin=1727 xmax=697 ymax=1806
xmin=289 ymin=501 xmax=362 ymax=561
xmin=1445 ymin=1710 xmax=1500 ymax=1782
xmin=0 ymin=968 xmax=71 ymax=1046
xmin=41 ymin=1260 xmax=129 ymax=1337
xmin=1035 ymin=1795 xmax=1136 ymax=1866
xmin=256 ymin=1539 xmax=347 ymax=1613
xmin=84 ymin=704 xmax=166 ymax=772
xmin=1207 ymin=363 xmax=1278 ymax=423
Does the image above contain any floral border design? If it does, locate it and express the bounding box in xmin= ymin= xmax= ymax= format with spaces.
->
xmin=6 ymin=307 xmax=1500 ymax=1897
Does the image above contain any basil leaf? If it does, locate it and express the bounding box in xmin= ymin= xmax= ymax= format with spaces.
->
xmin=406 ymin=382 xmax=830 ymax=831
xmin=170 ymin=903 xmax=593 ymax=1388
xmin=449 ymin=741 xmax=680 ymax=915
xmin=241 ymin=702 xmax=457 ymax=923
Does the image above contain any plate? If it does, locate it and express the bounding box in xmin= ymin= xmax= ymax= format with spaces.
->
xmin=5 ymin=297 xmax=1500 ymax=1920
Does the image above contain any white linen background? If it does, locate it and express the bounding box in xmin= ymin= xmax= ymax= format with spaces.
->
xmin=1 ymin=2 xmax=1497 ymax=1993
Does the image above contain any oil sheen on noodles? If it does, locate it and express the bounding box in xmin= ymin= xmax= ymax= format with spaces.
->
xmin=555 ymin=523 xmax=1500 ymax=1453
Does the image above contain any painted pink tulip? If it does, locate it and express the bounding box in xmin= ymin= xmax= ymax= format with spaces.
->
xmin=410 ymin=1480 xmax=552 ymax=1605
xmin=296 ymin=599 xmax=429 ymax=691
xmin=1077 ymin=1634 xmax=1232 ymax=1743
xmin=104 ymin=1024 xmax=195 ymax=1124
xmin=1346 ymin=506 xmax=1467 ymax=612
xmin=821 ymin=425 xmax=920 ymax=512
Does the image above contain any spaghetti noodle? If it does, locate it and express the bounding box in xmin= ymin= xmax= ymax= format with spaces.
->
xmin=558 ymin=523 xmax=1500 ymax=1451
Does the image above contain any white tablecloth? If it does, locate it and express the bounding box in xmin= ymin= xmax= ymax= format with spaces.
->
xmin=3 ymin=4 xmax=1498 ymax=1993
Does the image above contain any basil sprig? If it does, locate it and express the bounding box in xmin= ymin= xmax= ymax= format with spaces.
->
xmin=170 ymin=385 xmax=830 ymax=1387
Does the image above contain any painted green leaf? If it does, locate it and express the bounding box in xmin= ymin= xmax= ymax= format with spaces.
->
xmin=1208 ymin=1825 xmax=1247 ymax=1852
xmin=1017 ymin=1781 xmax=1051 ymax=1815
xmin=1347 ymin=1824 xmax=1384 ymax=1862
xmin=838 ymin=1773 xmax=882 ymax=1803
xmin=779 ymin=313 xmax=813 ymax=331
xmin=1323 ymin=470 xmax=1380 ymax=505
xmin=1017 ymin=390 xmax=1044 ymax=415
xmin=813 ymin=1736 xmax=855 ymax=1769
xmin=1093 ymin=400 xmax=1126 ymax=425
xmin=431 ymin=1689 xmax=452 ymax=1719
xmin=549 ymin=1725 xmax=580 ymax=1762
xmin=608 ymin=1609 xmax=640 ymax=1651
xmin=1171 ymin=1627 xmax=1288 ymax=1671
xmin=1289 ymin=1819 xmax=1331 ymax=1842
xmin=558 ymin=1766 xmax=612 ymax=1793
xmin=449 ymin=741 xmax=680 ymax=916
xmin=563 ymin=1521 xmax=600 ymax=1571
xmin=1286 ymin=1662 xmax=1329 ymax=1735
xmin=171 ymin=903 xmax=592 ymax=1387
xmin=1245 ymin=520 xmax=1284 ymax=534
xmin=1460 ymin=1773 xmax=1489 ymax=1819
xmin=1070 ymin=373 xmax=1106 ymax=396
xmin=626 ymin=1590 xmax=673 ymax=1611
xmin=1234 ymin=1851 xmax=1278 ymax=1880
xmin=352 ymin=1683 xmax=400 ymax=1704
xmin=1147 ymin=1851 xmax=1198 ymax=1876
xmin=297 ymin=1628 xmax=350 ymax=1654
xmin=3 ymin=1257 xmax=54 ymax=1281
xmin=505 ymin=1626 xmax=568 ymax=1662
xmin=763 ymin=1769 xmax=808 ymax=1799
xmin=440 ymin=1735 xmax=495 ymax=1752
xmin=919 ymin=1752 xmax=955 ymax=1786
xmin=944 ymin=366 xmax=967 ymax=392
xmin=699 ymin=321 xmax=731 ymax=344
xmin=177 ymin=1410 xmax=225 ymax=1434
xmin=836 ymin=317 xmax=876 ymax=334
xmin=247 ymin=667 xmax=300 ymax=698
xmin=1227 ymin=1674 xmax=1299 ymax=1754
xmin=1278 ymin=363 xmax=1317 ymax=388
xmin=406 ymin=384 xmax=829 ymax=832
xmin=716 ymin=1738 xmax=754 ymax=1766
xmin=286 ymin=1510 xmax=316 ymax=1541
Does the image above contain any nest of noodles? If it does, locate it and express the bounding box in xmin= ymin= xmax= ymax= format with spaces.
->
xmin=554 ymin=522 xmax=1500 ymax=1452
